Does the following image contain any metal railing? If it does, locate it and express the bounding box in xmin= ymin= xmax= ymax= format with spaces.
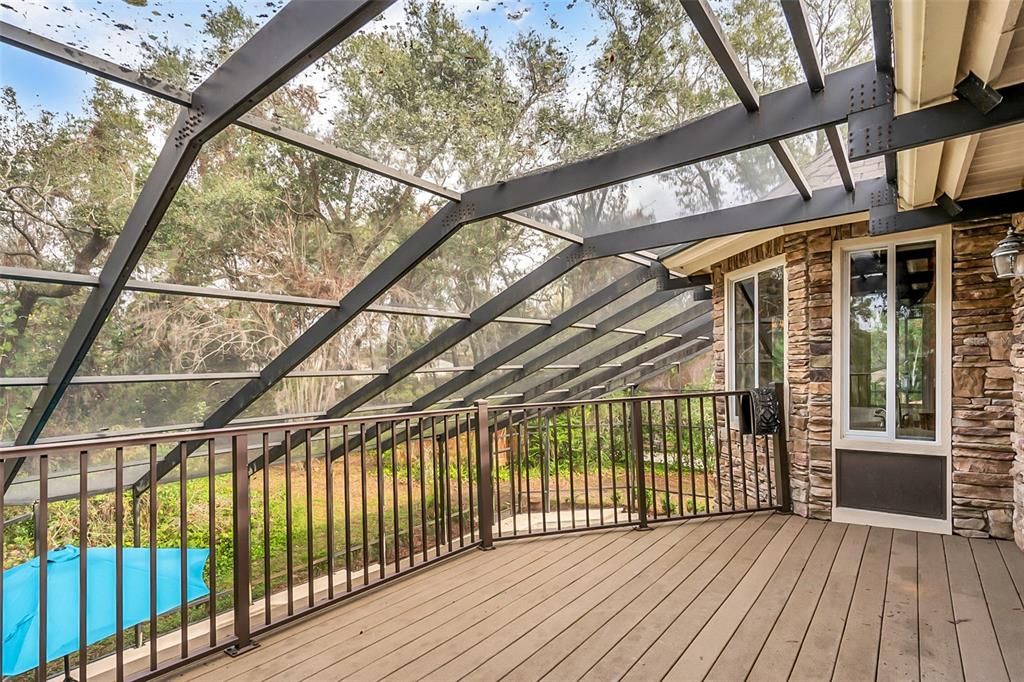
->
xmin=0 ymin=387 xmax=789 ymax=681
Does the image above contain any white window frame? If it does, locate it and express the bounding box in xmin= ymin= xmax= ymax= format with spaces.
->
xmin=724 ymin=256 xmax=787 ymax=416
xmin=831 ymin=226 xmax=951 ymax=534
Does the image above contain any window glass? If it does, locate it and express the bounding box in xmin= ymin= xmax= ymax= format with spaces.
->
xmin=757 ymin=267 xmax=785 ymax=385
xmin=848 ymin=249 xmax=888 ymax=432
xmin=732 ymin=277 xmax=755 ymax=391
xmin=895 ymin=243 xmax=936 ymax=440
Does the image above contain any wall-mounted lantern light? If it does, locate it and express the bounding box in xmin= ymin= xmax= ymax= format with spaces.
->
xmin=992 ymin=226 xmax=1024 ymax=279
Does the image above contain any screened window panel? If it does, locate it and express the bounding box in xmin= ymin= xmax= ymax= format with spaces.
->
xmin=522 ymin=146 xmax=784 ymax=238
xmin=40 ymin=379 xmax=250 ymax=440
xmin=80 ymin=292 xmax=326 ymax=376
xmin=237 ymin=375 xmax=375 ymax=421
xmin=0 ymin=386 xmax=40 ymax=444
xmin=506 ymin=327 xmax=588 ymax=370
xmin=0 ymin=281 xmax=89 ymax=377
xmin=575 ymin=279 xmax=661 ymax=327
xmin=0 ymin=1 xmax=276 ymax=89
xmin=1 ymin=51 xmax=164 ymax=273
xmin=895 ymin=243 xmax=937 ymax=441
xmin=130 ymin=127 xmax=447 ymax=302
xmin=434 ymin=321 xmax=542 ymax=370
xmin=506 ymin=257 xmax=637 ymax=320
xmin=283 ymin=0 xmax=739 ymax=188
xmin=848 ymin=249 xmax=887 ymax=433
xmin=295 ymin=310 xmax=456 ymax=374
xmin=386 ymin=218 xmax=567 ymax=312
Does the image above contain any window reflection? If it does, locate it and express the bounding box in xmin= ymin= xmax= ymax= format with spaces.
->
xmin=733 ymin=277 xmax=756 ymax=391
xmin=757 ymin=268 xmax=785 ymax=386
xmin=895 ymin=243 xmax=936 ymax=440
xmin=848 ymin=249 xmax=887 ymax=432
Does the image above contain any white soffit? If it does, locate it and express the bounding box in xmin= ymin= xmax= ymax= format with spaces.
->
xmin=895 ymin=0 xmax=1024 ymax=208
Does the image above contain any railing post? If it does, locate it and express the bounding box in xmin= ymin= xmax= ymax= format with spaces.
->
xmin=226 ymin=433 xmax=258 ymax=656
xmin=475 ymin=400 xmax=495 ymax=550
xmin=771 ymin=383 xmax=792 ymax=512
xmin=630 ymin=399 xmax=651 ymax=530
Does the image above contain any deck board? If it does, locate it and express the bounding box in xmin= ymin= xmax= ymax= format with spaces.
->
xmin=172 ymin=513 xmax=1024 ymax=682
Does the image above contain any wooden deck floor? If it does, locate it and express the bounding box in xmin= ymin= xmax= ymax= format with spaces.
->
xmin=173 ymin=512 xmax=1024 ymax=681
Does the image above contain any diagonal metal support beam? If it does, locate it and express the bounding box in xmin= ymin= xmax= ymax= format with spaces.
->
xmin=584 ymin=179 xmax=882 ymax=257
xmin=4 ymin=0 xmax=393 ymax=489
xmin=780 ymin=0 xmax=854 ymax=192
xmin=681 ymin=0 xmax=812 ymax=199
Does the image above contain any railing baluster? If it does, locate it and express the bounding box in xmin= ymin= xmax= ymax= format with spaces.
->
xmin=552 ymin=412 xmax=561 ymax=531
xmin=391 ymin=421 xmax=401 ymax=572
xmin=376 ymin=422 xmax=387 ymax=577
xmin=418 ymin=418 xmax=428 ymax=561
xmin=466 ymin=414 xmax=475 ymax=543
xmin=674 ymin=399 xmax=685 ymax=518
xmin=37 ymin=454 xmax=48 ymax=682
xmin=443 ymin=416 xmax=453 ymax=552
xmin=506 ymin=410 xmax=516 ymax=538
xmin=325 ymin=426 xmax=335 ymax=600
xmin=608 ymin=402 xmax=617 ymax=524
xmin=581 ymin=405 xmax=590 ymax=527
xmin=524 ymin=414 xmax=533 ymax=534
xmin=618 ymin=399 xmax=626 ymax=520
xmin=660 ymin=400 xmax=670 ymax=518
xmin=207 ymin=438 xmax=217 ymax=645
xmin=305 ymin=430 xmax=315 ymax=605
xmin=404 ymin=420 xmax=415 ymax=563
xmin=179 ymin=440 xmax=189 ymax=658
xmin=567 ymin=406 xmax=576 ymax=529
xmin=701 ymin=396 xmax=714 ymax=513
xmin=431 ymin=422 xmax=441 ymax=556
xmin=596 ymin=404 xmax=605 ymax=526
xmin=685 ymin=399 xmax=697 ymax=516
xmin=359 ymin=423 xmax=369 ymax=585
xmin=283 ymin=430 xmax=294 ymax=613
xmin=738 ymin=399 xmax=750 ymax=510
xmin=261 ymin=433 xmax=271 ymax=623
xmin=77 ymin=449 xmax=88 ymax=680
xmin=114 ymin=447 xmax=124 ymax=681
xmin=454 ymin=415 xmax=464 ymax=546
xmin=342 ymin=424 xmax=353 ymax=593
xmin=646 ymin=400 xmax=657 ymax=521
xmin=148 ymin=443 xmax=157 ymax=671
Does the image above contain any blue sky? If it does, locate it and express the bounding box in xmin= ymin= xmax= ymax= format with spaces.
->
xmin=1 ymin=0 xmax=611 ymax=118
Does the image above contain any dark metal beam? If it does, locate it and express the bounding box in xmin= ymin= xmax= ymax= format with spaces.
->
xmin=584 ymin=179 xmax=881 ymax=257
xmin=456 ymin=63 xmax=872 ymax=222
xmin=5 ymin=1 xmax=392 ymax=489
xmin=681 ymin=0 xmax=811 ymax=199
xmin=780 ymin=1 xmax=825 ymax=92
xmin=780 ymin=0 xmax=854 ymax=192
xmin=0 ymin=21 xmax=192 ymax=105
xmin=868 ymin=0 xmax=897 ymax=183
xmin=869 ymin=188 xmax=1024 ymax=236
xmin=662 ymin=273 xmax=712 ymax=289
xmin=849 ymin=81 xmax=1024 ymax=161
xmin=680 ymin=0 xmax=760 ymax=110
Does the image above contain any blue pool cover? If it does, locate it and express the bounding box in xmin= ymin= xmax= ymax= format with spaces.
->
xmin=2 ymin=545 xmax=209 ymax=676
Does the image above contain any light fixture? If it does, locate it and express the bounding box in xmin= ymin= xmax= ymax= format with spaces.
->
xmin=991 ymin=226 xmax=1024 ymax=279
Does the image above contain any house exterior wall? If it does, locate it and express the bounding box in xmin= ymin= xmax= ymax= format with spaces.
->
xmin=709 ymin=218 xmax=1018 ymax=542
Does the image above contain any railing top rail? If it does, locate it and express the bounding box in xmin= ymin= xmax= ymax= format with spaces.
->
xmin=0 ymin=388 xmax=756 ymax=460
xmin=493 ymin=388 xmax=752 ymax=411
xmin=0 ymin=404 xmax=478 ymax=460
